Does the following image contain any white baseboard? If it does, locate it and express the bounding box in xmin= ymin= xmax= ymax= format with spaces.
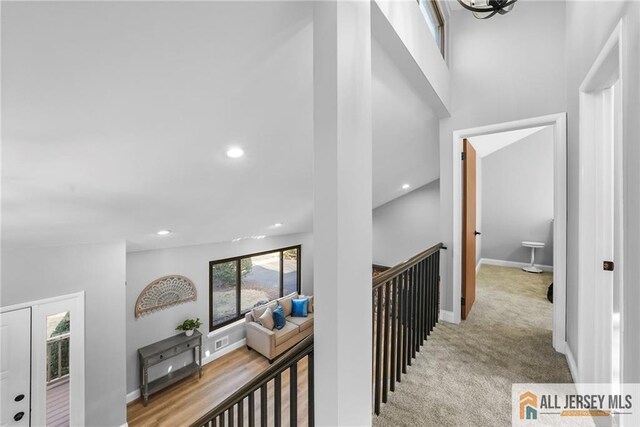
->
xmin=439 ymin=310 xmax=456 ymax=324
xmin=565 ymin=342 xmax=579 ymax=383
xmin=126 ymin=338 xmax=247 ymax=404
xmin=480 ymin=258 xmax=553 ymax=273
xmin=476 ymin=261 xmax=482 ymax=274
xmin=126 ymin=389 xmax=140 ymax=404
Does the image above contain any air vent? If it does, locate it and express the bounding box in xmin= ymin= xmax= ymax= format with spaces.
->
xmin=214 ymin=336 xmax=229 ymax=351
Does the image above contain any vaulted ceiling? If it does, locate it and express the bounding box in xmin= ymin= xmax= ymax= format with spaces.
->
xmin=2 ymin=1 xmax=440 ymax=251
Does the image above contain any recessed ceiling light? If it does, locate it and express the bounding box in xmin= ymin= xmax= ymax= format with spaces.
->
xmin=226 ymin=147 xmax=244 ymax=158
xmin=274 ymin=223 xmax=283 ymax=228
xmin=402 ymin=183 xmax=410 ymax=190
xmin=156 ymin=230 xmax=172 ymax=236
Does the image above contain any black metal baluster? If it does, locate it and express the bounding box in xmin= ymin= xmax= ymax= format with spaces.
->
xmin=423 ymin=258 xmax=433 ymax=340
xmin=410 ymin=266 xmax=417 ymax=362
xmin=390 ymin=277 xmax=397 ymax=391
xmin=212 ymin=416 xmax=218 ymax=427
xmin=397 ymin=274 xmax=404 ymax=381
xmin=260 ymin=385 xmax=267 ymax=427
xmin=374 ymin=286 xmax=383 ymax=415
xmin=402 ymin=271 xmax=409 ymax=373
xmin=382 ymin=282 xmax=390 ymax=403
xmin=418 ymin=260 xmax=429 ymax=346
xmin=430 ymin=254 xmax=436 ymax=332
xmin=248 ymin=391 xmax=255 ymax=427
xmin=417 ymin=262 xmax=423 ymax=351
xmin=424 ymin=258 xmax=433 ymax=339
xmin=274 ymin=373 xmax=281 ymax=427
xmin=219 ymin=414 xmax=226 ymax=427
xmin=290 ymin=363 xmax=298 ymax=427
xmin=436 ymin=250 xmax=441 ymax=325
xmin=407 ymin=269 xmax=412 ymax=366
xmin=308 ymin=352 xmax=315 ymax=427
xmin=238 ymin=398 xmax=244 ymax=427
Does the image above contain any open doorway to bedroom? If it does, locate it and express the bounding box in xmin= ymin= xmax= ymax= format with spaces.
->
xmin=452 ymin=114 xmax=567 ymax=354
xmin=462 ymin=125 xmax=555 ymax=320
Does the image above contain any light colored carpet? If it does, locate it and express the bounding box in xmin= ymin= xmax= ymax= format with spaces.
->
xmin=373 ymin=265 xmax=573 ymax=427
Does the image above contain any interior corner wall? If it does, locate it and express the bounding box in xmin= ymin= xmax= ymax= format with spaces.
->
xmin=565 ymin=1 xmax=640 ymax=382
xmin=125 ymin=232 xmax=313 ymax=394
xmin=438 ymin=1 xmax=566 ymax=312
xmin=480 ymin=127 xmax=554 ymax=266
xmin=373 ymin=179 xmax=440 ymax=266
xmin=1 ymin=242 xmax=127 ymax=427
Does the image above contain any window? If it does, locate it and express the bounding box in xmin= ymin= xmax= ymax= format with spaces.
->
xmin=209 ymin=245 xmax=301 ymax=330
xmin=418 ymin=0 xmax=445 ymax=57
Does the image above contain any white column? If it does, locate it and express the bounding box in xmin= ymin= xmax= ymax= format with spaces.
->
xmin=313 ymin=0 xmax=372 ymax=425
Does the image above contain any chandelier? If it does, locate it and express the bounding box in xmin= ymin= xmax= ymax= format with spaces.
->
xmin=457 ymin=0 xmax=518 ymax=19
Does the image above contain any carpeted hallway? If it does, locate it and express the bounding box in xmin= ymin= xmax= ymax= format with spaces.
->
xmin=373 ymin=264 xmax=573 ymax=426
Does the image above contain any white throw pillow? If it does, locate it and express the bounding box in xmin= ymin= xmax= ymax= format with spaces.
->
xmin=252 ymin=301 xmax=277 ymax=322
xmin=258 ymin=307 xmax=275 ymax=330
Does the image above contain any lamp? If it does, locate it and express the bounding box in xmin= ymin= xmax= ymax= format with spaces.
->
xmin=456 ymin=0 xmax=518 ymax=19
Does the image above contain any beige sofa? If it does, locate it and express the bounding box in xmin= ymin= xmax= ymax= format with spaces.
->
xmin=245 ymin=292 xmax=314 ymax=362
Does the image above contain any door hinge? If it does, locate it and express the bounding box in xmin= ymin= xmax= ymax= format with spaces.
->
xmin=461 ymin=152 xmax=466 ymax=161
xmin=461 ymin=297 xmax=466 ymax=306
xmin=603 ymin=261 xmax=615 ymax=271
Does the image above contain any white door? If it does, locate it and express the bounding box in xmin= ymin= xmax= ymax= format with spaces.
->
xmin=0 ymin=308 xmax=32 ymax=427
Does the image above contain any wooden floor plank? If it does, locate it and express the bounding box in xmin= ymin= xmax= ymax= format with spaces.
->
xmin=127 ymin=347 xmax=310 ymax=427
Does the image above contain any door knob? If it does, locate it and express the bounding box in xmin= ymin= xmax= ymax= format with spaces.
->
xmin=474 ymin=231 xmax=481 ymax=236
xmin=14 ymin=412 xmax=24 ymax=421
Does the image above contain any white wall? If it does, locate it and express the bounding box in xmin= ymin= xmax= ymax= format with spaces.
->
xmin=439 ymin=2 xmax=566 ymax=311
xmin=1 ymin=242 xmax=127 ymax=427
xmin=565 ymin=1 xmax=640 ymax=383
xmin=480 ymin=127 xmax=554 ymax=266
xmin=372 ymin=0 xmax=451 ymax=117
xmin=373 ymin=179 xmax=440 ymax=266
xmin=125 ymin=232 xmax=313 ymax=394
xmin=372 ymin=33 xmax=440 ymax=208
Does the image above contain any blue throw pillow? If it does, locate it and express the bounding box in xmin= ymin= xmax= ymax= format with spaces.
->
xmin=291 ymin=298 xmax=308 ymax=317
xmin=272 ymin=305 xmax=286 ymax=330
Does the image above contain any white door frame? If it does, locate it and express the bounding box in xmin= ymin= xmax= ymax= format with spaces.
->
xmin=451 ymin=113 xmax=567 ymax=354
xmin=1 ymin=292 xmax=85 ymax=426
xmin=578 ymin=20 xmax=624 ymax=385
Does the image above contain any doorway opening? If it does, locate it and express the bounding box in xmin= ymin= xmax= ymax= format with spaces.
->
xmin=451 ymin=113 xmax=567 ymax=354
xmin=461 ymin=126 xmax=555 ymax=321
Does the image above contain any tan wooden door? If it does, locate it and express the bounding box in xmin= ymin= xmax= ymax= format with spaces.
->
xmin=462 ymin=138 xmax=477 ymax=320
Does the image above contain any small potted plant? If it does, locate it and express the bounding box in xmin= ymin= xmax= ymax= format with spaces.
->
xmin=176 ymin=318 xmax=202 ymax=337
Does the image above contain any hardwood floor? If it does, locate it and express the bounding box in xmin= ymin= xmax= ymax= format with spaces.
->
xmin=127 ymin=346 xmax=310 ymax=427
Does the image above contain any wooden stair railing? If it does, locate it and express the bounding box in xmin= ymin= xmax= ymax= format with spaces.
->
xmin=191 ymin=335 xmax=314 ymax=427
xmin=372 ymin=243 xmax=444 ymax=415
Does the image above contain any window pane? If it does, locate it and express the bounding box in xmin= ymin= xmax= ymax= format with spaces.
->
xmin=419 ymin=0 xmax=443 ymax=53
xmin=46 ymin=311 xmax=70 ymax=427
xmin=283 ymin=249 xmax=299 ymax=295
xmin=211 ymin=261 xmax=238 ymax=326
xmin=241 ymin=253 xmax=280 ymax=313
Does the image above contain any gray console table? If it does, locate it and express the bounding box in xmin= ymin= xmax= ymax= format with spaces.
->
xmin=138 ymin=330 xmax=203 ymax=406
